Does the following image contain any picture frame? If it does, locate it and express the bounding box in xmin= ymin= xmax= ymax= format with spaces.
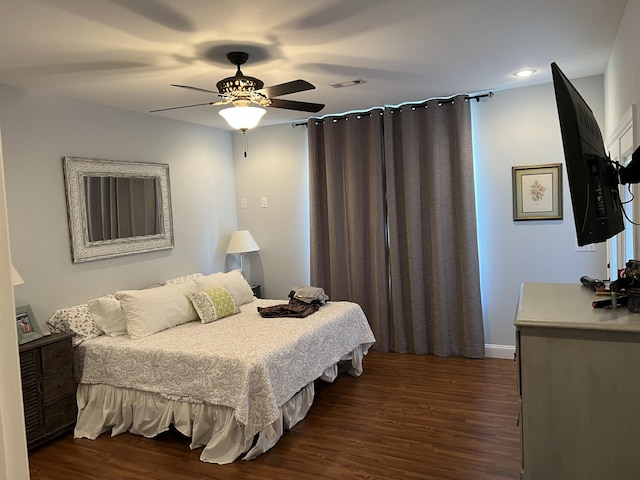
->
xmin=512 ymin=163 xmax=563 ymax=221
xmin=16 ymin=304 xmax=44 ymax=345
xmin=63 ymin=156 xmax=174 ymax=263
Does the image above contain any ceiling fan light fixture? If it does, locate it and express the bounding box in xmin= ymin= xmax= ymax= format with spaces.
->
xmin=219 ymin=105 xmax=266 ymax=131
xmin=151 ymin=51 xmax=324 ymax=119
xmin=216 ymin=74 xmax=264 ymax=96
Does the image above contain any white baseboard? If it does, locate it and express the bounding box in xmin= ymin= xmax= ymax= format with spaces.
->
xmin=484 ymin=344 xmax=516 ymax=360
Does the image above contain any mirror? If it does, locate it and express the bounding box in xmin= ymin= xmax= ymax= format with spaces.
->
xmin=83 ymin=176 xmax=163 ymax=242
xmin=63 ymin=156 xmax=174 ymax=263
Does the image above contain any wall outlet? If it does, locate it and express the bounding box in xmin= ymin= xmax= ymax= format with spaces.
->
xmin=261 ymin=197 xmax=268 ymax=208
xmin=241 ymin=198 xmax=247 ymax=209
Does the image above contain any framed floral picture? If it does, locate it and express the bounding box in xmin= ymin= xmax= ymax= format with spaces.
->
xmin=512 ymin=163 xmax=563 ymax=221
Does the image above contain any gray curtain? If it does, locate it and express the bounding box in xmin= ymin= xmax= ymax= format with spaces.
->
xmin=308 ymin=96 xmax=484 ymax=357
xmin=308 ymin=111 xmax=391 ymax=347
xmin=383 ymin=96 xmax=484 ymax=357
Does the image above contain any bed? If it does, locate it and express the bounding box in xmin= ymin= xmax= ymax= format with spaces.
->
xmin=64 ymin=284 xmax=376 ymax=464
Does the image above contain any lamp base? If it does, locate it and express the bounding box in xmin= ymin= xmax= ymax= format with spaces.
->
xmin=238 ymin=253 xmax=248 ymax=281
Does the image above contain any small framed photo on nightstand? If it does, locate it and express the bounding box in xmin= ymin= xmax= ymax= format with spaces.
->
xmin=16 ymin=304 xmax=43 ymax=345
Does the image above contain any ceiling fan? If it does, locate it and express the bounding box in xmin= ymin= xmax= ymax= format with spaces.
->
xmin=150 ymin=51 xmax=325 ymax=129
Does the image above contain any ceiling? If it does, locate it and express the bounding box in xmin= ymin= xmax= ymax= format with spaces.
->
xmin=0 ymin=0 xmax=629 ymax=130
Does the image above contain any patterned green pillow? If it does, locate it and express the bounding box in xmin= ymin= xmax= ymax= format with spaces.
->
xmin=188 ymin=287 xmax=240 ymax=323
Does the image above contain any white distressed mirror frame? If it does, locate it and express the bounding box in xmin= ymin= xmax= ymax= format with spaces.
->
xmin=63 ymin=156 xmax=174 ymax=263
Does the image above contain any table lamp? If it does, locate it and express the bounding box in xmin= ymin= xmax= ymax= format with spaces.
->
xmin=226 ymin=230 xmax=260 ymax=279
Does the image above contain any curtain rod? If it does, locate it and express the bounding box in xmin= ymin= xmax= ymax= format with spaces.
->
xmin=292 ymin=91 xmax=494 ymax=127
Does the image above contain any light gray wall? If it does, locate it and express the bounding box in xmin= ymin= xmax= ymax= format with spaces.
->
xmin=0 ymin=83 xmax=238 ymax=327
xmin=230 ymin=124 xmax=310 ymax=299
xmin=606 ymin=0 xmax=640 ymax=138
xmin=473 ymin=77 xmax=608 ymax=347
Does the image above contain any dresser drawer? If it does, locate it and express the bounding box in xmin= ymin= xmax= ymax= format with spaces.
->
xmin=44 ymin=394 xmax=77 ymax=433
xmin=42 ymin=369 xmax=75 ymax=403
xmin=41 ymin=340 xmax=73 ymax=374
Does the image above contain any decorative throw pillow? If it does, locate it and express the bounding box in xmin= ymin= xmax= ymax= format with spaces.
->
xmin=47 ymin=303 xmax=103 ymax=347
xmin=87 ymin=294 xmax=127 ymax=336
xmin=162 ymin=273 xmax=204 ymax=285
xmin=195 ymin=269 xmax=255 ymax=306
xmin=116 ymin=280 xmax=199 ymax=339
xmin=46 ymin=313 xmax=68 ymax=334
xmin=188 ymin=287 xmax=240 ymax=324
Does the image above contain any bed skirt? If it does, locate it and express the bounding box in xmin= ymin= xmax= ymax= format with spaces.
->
xmin=74 ymin=343 xmax=369 ymax=464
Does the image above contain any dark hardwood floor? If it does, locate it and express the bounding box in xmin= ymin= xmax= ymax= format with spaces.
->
xmin=28 ymin=351 xmax=521 ymax=480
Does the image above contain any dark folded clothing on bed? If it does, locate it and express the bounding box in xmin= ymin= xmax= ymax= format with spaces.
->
xmin=258 ymin=298 xmax=321 ymax=318
xmin=258 ymin=286 xmax=330 ymax=318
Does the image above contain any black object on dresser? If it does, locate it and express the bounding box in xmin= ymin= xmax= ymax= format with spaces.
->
xmin=19 ymin=332 xmax=76 ymax=450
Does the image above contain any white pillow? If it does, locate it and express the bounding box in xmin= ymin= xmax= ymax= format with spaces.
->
xmin=87 ymin=294 xmax=127 ymax=336
xmin=195 ymin=269 xmax=255 ymax=306
xmin=115 ymin=280 xmax=198 ymax=339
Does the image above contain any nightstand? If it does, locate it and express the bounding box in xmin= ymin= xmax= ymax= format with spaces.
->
xmin=19 ymin=332 xmax=76 ymax=450
xmin=251 ymin=284 xmax=262 ymax=299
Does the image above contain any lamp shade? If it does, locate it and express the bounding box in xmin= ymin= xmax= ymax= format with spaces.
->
xmin=219 ymin=106 xmax=266 ymax=131
xmin=10 ymin=264 xmax=24 ymax=286
xmin=226 ymin=230 xmax=260 ymax=254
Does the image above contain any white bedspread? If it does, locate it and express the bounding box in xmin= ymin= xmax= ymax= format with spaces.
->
xmin=74 ymin=299 xmax=376 ymax=438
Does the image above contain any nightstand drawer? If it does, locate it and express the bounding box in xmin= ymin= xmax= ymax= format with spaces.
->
xmin=42 ymin=369 xmax=75 ymax=403
xmin=44 ymin=395 xmax=77 ymax=432
xmin=41 ymin=340 xmax=73 ymax=374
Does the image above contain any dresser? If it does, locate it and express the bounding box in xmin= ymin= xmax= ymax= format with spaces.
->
xmin=19 ymin=332 xmax=76 ymax=450
xmin=514 ymin=283 xmax=640 ymax=480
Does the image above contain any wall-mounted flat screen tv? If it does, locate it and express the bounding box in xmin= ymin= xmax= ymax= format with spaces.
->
xmin=551 ymin=62 xmax=625 ymax=246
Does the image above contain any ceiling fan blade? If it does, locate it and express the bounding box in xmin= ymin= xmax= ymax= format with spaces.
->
xmin=171 ymin=84 xmax=219 ymax=95
xmin=149 ymin=102 xmax=215 ymax=113
xmin=268 ymin=98 xmax=325 ymax=113
xmin=256 ymin=79 xmax=315 ymax=98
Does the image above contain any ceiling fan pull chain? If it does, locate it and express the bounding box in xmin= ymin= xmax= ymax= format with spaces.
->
xmin=243 ymin=131 xmax=248 ymax=158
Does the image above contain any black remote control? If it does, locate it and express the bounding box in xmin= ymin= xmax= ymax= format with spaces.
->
xmin=581 ymin=275 xmax=605 ymax=291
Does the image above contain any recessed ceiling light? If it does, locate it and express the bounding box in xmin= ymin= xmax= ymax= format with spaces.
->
xmin=513 ymin=69 xmax=537 ymax=78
